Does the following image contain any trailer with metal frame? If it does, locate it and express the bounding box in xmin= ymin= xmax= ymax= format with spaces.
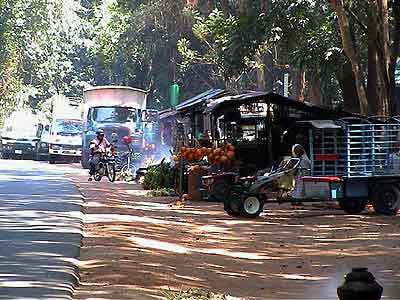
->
xmin=297 ymin=117 xmax=400 ymax=215
xmin=218 ymin=117 xmax=400 ymax=218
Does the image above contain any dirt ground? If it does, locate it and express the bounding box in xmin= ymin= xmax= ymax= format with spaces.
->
xmin=69 ymin=174 xmax=400 ymax=300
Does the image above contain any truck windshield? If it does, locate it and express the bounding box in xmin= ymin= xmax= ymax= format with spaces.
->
xmin=54 ymin=120 xmax=82 ymax=135
xmin=4 ymin=124 xmax=38 ymax=138
xmin=92 ymin=107 xmax=137 ymax=123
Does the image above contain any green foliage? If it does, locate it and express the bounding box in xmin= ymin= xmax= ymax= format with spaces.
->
xmin=0 ymin=0 xmax=398 ymax=122
xmin=162 ymin=288 xmax=227 ymax=300
xmin=178 ymin=1 xmax=352 ymax=104
xmin=142 ymin=162 xmax=174 ymax=190
xmin=178 ymin=9 xmax=240 ymax=81
xmin=90 ymin=0 xmax=216 ymax=109
xmin=0 ymin=0 xmax=94 ymax=122
xmin=147 ymin=188 xmax=175 ymax=197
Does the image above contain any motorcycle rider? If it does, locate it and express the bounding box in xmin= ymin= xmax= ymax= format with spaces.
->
xmin=88 ymin=129 xmax=111 ymax=181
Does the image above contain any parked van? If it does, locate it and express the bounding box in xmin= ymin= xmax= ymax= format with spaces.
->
xmin=1 ymin=111 xmax=42 ymax=160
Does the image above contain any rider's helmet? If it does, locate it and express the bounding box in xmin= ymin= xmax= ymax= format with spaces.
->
xmin=96 ymin=129 xmax=105 ymax=137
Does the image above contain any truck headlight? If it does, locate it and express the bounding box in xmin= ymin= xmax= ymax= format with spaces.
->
xmin=51 ymin=145 xmax=60 ymax=150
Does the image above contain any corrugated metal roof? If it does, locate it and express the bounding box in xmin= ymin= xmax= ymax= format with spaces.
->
xmin=175 ymin=89 xmax=227 ymax=111
xmin=159 ymin=109 xmax=179 ymax=120
xmin=297 ymin=120 xmax=342 ymax=129
xmin=208 ymin=92 xmax=361 ymax=118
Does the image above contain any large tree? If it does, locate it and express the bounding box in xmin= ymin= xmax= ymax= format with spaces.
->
xmin=331 ymin=0 xmax=400 ymax=115
xmin=180 ymin=0 xmax=400 ymax=115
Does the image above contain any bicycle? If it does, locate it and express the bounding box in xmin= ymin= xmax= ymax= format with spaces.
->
xmin=117 ymin=136 xmax=142 ymax=177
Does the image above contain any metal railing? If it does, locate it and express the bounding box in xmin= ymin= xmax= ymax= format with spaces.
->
xmin=310 ymin=121 xmax=400 ymax=178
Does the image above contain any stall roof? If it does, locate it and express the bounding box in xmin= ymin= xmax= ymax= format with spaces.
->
xmin=159 ymin=108 xmax=178 ymax=120
xmin=207 ymin=91 xmax=361 ymax=118
xmin=176 ymin=89 xmax=227 ymax=111
xmin=296 ymin=120 xmax=342 ymax=129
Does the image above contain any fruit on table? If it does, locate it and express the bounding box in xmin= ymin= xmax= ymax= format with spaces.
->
xmin=179 ymin=145 xmax=236 ymax=165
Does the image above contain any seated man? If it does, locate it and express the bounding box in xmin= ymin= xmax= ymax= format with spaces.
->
xmin=88 ymin=129 xmax=111 ymax=181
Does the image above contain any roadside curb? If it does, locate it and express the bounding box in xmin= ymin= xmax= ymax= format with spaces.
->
xmin=64 ymin=175 xmax=86 ymax=300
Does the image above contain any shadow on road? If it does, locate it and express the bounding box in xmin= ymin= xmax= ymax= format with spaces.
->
xmin=0 ymin=163 xmax=83 ymax=300
xmin=70 ymin=174 xmax=400 ymax=300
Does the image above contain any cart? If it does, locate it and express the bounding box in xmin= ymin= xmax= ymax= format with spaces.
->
xmin=217 ymin=118 xmax=400 ymax=218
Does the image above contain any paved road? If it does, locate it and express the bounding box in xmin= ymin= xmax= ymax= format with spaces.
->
xmin=0 ymin=160 xmax=83 ymax=300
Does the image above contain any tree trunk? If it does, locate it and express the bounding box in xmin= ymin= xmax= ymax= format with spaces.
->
xmin=331 ymin=0 xmax=369 ymax=115
xmin=367 ymin=5 xmax=379 ymax=115
xmin=260 ymin=0 xmax=268 ymax=13
xmin=375 ymin=0 xmax=391 ymax=116
xmin=309 ymin=74 xmax=322 ymax=106
xmin=389 ymin=0 xmax=400 ymax=114
xmin=238 ymin=0 xmax=247 ymax=15
xmin=206 ymin=0 xmax=215 ymax=13
xmin=256 ymin=54 xmax=266 ymax=91
xmin=337 ymin=62 xmax=361 ymax=114
xmin=221 ymin=0 xmax=229 ymax=16
xmin=264 ymin=52 xmax=274 ymax=93
xmin=298 ymin=70 xmax=306 ymax=102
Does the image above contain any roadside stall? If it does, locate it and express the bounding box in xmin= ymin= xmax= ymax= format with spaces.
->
xmin=160 ymin=89 xmax=361 ymax=201
xmin=206 ymin=92 xmax=359 ymax=175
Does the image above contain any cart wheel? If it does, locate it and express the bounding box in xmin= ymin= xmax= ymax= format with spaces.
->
xmin=372 ymin=184 xmax=400 ymax=216
xmin=209 ymin=179 xmax=230 ymax=202
xmin=224 ymin=197 xmax=241 ymax=217
xmin=240 ymin=194 xmax=264 ymax=218
xmin=339 ymin=199 xmax=367 ymax=215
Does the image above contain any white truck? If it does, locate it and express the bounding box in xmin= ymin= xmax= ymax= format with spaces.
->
xmin=38 ymin=95 xmax=84 ymax=163
xmin=81 ymin=86 xmax=148 ymax=168
xmin=1 ymin=111 xmax=42 ymax=160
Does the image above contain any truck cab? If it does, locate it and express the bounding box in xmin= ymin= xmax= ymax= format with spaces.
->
xmin=48 ymin=119 xmax=83 ymax=164
xmin=81 ymin=86 xmax=148 ymax=169
xmin=1 ymin=112 xmax=42 ymax=160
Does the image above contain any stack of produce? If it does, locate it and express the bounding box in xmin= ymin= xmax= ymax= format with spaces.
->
xmin=206 ymin=144 xmax=235 ymax=166
xmin=174 ymin=144 xmax=236 ymax=166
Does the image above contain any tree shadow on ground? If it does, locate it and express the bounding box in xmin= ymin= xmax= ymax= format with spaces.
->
xmin=0 ymin=167 xmax=83 ymax=300
xmin=71 ymin=174 xmax=400 ymax=300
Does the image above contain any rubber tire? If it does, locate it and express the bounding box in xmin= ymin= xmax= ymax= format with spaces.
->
xmin=107 ymin=164 xmax=116 ymax=183
xmin=371 ymin=184 xmax=400 ymax=216
xmin=339 ymin=199 xmax=367 ymax=215
xmin=208 ymin=179 xmax=230 ymax=202
xmin=239 ymin=194 xmax=264 ymax=218
xmin=121 ymin=163 xmax=137 ymax=175
xmin=224 ymin=204 xmax=241 ymax=217
xmin=49 ymin=155 xmax=57 ymax=164
xmin=81 ymin=151 xmax=90 ymax=169
xmin=224 ymin=196 xmax=241 ymax=217
xmin=33 ymin=149 xmax=39 ymax=161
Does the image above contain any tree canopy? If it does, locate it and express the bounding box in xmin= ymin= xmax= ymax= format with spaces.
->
xmin=0 ymin=0 xmax=399 ymax=122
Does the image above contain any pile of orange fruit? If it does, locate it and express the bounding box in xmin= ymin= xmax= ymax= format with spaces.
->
xmin=175 ymin=144 xmax=236 ymax=166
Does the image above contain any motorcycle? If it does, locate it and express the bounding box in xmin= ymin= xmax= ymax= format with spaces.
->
xmin=94 ymin=147 xmax=117 ymax=182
